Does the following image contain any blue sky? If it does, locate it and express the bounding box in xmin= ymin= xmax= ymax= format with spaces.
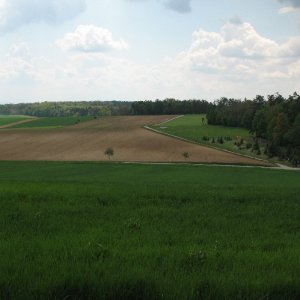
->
xmin=0 ymin=0 xmax=299 ymax=102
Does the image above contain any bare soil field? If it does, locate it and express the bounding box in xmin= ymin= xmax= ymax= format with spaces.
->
xmin=0 ymin=115 xmax=271 ymax=165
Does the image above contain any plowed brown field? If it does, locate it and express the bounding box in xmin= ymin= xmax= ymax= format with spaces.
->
xmin=0 ymin=115 xmax=270 ymax=165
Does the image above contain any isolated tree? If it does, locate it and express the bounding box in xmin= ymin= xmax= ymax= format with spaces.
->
xmin=182 ymin=152 xmax=189 ymax=161
xmin=104 ymin=147 xmax=114 ymax=160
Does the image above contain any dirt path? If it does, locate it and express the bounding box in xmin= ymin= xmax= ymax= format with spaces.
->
xmin=0 ymin=118 xmax=36 ymax=129
xmin=275 ymin=163 xmax=300 ymax=170
xmin=154 ymin=115 xmax=184 ymax=126
xmin=0 ymin=115 xmax=272 ymax=166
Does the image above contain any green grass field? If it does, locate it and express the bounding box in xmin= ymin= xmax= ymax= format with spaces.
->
xmin=9 ymin=116 xmax=94 ymax=129
xmin=0 ymin=115 xmax=32 ymax=126
xmin=152 ymin=115 xmax=268 ymax=160
xmin=1 ymin=161 xmax=300 ymax=299
xmin=156 ymin=115 xmax=249 ymax=138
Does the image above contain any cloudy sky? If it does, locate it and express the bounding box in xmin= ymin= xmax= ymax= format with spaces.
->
xmin=0 ymin=0 xmax=300 ymax=103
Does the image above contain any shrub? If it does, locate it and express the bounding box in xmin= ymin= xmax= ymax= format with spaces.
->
xmin=104 ymin=147 xmax=114 ymax=160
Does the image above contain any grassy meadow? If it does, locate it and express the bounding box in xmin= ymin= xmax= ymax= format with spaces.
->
xmin=152 ymin=115 xmax=268 ymax=160
xmin=1 ymin=161 xmax=300 ymax=299
xmin=9 ymin=116 xmax=94 ymax=129
xmin=157 ymin=115 xmax=249 ymax=138
xmin=0 ymin=115 xmax=32 ymax=126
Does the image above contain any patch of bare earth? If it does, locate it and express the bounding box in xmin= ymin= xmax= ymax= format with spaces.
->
xmin=0 ymin=115 xmax=271 ymax=166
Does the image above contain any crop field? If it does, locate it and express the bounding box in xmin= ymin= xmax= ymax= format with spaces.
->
xmin=152 ymin=115 xmax=262 ymax=157
xmin=0 ymin=115 xmax=268 ymax=165
xmin=0 ymin=115 xmax=33 ymax=127
xmin=9 ymin=116 xmax=94 ymax=129
xmin=0 ymin=161 xmax=299 ymax=299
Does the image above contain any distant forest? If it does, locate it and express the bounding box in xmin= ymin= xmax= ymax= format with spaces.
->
xmin=0 ymin=101 xmax=132 ymax=118
xmin=1 ymin=92 xmax=299 ymax=164
xmin=0 ymin=99 xmax=211 ymax=117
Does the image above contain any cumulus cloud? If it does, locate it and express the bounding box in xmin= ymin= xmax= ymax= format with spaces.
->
xmin=0 ymin=0 xmax=86 ymax=32
xmin=1 ymin=20 xmax=300 ymax=101
xmin=0 ymin=42 xmax=39 ymax=84
xmin=56 ymin=25 xmax=128 ymax=53
xmin=277 ymin=0 xmax=300 ymax=14
xmin=177 ymin=19 xmax=300 ymax=78
xmin=278 ymin=6 xmax=298 ymax=13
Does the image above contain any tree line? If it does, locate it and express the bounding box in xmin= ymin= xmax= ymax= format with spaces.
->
xmin=207 ymin=93 xmax=300 ymax=165
xmin=131 ymin=99 xmax=211 ymax=115
xmin=0 ymin=101 xmax=132 ymax=117
xmin=0 ymin=98 xmax=212 ymax=117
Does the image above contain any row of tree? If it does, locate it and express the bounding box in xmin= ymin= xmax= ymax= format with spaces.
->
xmin=131 ymin=99 xmax=211 ymax=115
xmin=0 ymin=101 xmax=132 ymax=117
xmin=207 ymin=93 xmax=300 ymax=165
xmin=0 ymin=98 xmax=212 ymax=117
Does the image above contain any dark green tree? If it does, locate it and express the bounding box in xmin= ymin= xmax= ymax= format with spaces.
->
xmin=104 ymin=148 xmax=114 ymax=160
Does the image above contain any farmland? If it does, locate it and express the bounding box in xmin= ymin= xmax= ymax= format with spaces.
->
xmin=0 ymin=115 xmax=268 ymax=165
xmin=152 ymin=115 xmax=268 ymax=160
xmin=9 ymin=116 xmax=94 ymax=129
xmin=1 ymin=161 xmax=300 ymax=299
xmin=0 ymin=115 xmax=33 ymax=127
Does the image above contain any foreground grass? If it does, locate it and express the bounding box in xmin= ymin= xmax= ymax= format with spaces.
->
xmin=0 ymin=115 xmax=32 ymax=126
xmin=1 ymin=162 xmax=300 ymax=299
xmin=10 ymin=116 xmax=94 ymax=129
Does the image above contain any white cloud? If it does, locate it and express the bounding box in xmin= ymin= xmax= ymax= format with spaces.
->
xmin=56 ymin=25 xmax=128 ymax=53
xmin=0 ymin=42 xmax=38 ymax=84
xmin=7 ymin=42 xmax=31 ymax=60
xmin=278 ymin=6 xmax=298 ymax=14
xmin=176 ymin=19 xmax=300 ymax=82
xmin=1 ymin=20 xmax=300 ymax=102
xmin=0 ymin=0 xmax=86 ymax=32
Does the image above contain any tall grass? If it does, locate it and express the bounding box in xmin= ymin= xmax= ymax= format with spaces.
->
xmin=0 ymin=162 xmax=300 ymax=299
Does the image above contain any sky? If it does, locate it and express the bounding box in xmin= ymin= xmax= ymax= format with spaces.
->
xmin=0 ymin=0 xmax=300 ymax=103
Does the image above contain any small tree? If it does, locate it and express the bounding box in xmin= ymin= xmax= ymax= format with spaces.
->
xmin=104 ymin=147 xmax=114 ymax=160
xmin=182 ymin=152 xmax=189 ymax=161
